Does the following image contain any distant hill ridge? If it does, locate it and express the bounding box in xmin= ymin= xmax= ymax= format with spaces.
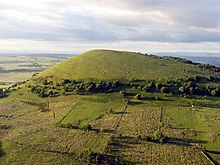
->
xmin=36 ymin=49 xmax=218 ymax=82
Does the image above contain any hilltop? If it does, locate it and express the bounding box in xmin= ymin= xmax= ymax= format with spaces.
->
xmin=36 ymin=50 xmax=217 ymax=82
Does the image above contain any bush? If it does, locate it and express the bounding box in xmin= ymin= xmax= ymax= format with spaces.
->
xmin=107 ymin=108 xmax=113 ymax=114
xmin=79 ymin=123 xmax=92 ymax=131
xmin=134 ymin=94 xmax=141 ymax=100
xmin=152 ymin=130 xmax=165 ymax=143
xmin=160 ymin=87 xmax=169 ymax=94
xmin=0 ymin=89 xmax=7 ymax=98
xmin=210 ymin=90 xmax=217 ymax=96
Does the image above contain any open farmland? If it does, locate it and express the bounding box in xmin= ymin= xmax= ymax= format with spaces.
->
xmin=0 ymin=54 xmax=71 ymax=88
xmin=0 ymin=85 xmax=219 ymax=164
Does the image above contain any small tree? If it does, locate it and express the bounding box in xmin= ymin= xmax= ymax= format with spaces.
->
xmin=160 ymin=87 xmax=169 ymax=94
xmin=178 ymin=86 xmax=185 ymax=93
xmin=152 ymin=130 xmax=165 ymax=143
xmin=135 ymin=94 xmax=141 ymax=100
xmin=79 ymin=123 xmax=92 ymax=131
xmin=210 ymin=90 xmax=217 ymax=96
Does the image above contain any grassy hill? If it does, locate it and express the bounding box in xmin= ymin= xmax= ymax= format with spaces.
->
xmin=36 ymin=50 xmax=216 ymax=82
xmin=0 ymin=49 xmax=220 ymax=164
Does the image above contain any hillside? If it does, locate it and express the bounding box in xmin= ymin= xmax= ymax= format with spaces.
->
xmin=36 ymin=50 xmax=216 ymax=82
xmin=0 ymin=50 xmax=220 ymax=164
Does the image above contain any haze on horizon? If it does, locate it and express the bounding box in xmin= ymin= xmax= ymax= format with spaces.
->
xmin=0 ymin=0 xmax=220 ymax=55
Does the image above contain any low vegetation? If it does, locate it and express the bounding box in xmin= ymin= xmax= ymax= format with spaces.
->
xmin=0 ymin=50 xmax=219 ymax=164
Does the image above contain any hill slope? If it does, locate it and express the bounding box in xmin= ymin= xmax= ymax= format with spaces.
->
xmin=36 ymin=50 xmax=215 ymax=81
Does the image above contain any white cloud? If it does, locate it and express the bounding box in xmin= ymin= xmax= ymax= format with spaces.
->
xmin=0 ymin=0 xmax=219 ymax=53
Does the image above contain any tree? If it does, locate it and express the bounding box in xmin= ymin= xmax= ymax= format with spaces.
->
xmin=210 ymin=90 xmax=217 ymax=96
xmin=135 ymin=94 xmax=141 ymax=100
xmin=79 ymin=123 xmax=92 ymax=131
xmin=160 ymin=87 xmax=169 ymax=93
xmin=152 ymin=130 xmax=165 ymax=143
xmin=0 ymin=89 xmax=6 ymax=98
xmin=178 ymin=86 xmax=185 ymax=93
xmin=142 ymin=85 xmax=150 ymax=92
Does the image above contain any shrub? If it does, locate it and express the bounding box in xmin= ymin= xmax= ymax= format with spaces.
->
xmin=119 ymin=90 xmax=125 ymax=97
xmin=160 ymin=87 xmax=169 ymax=94
xmin=134 ymin=94 xmax=141 ymax=100
xmin=210 ymin=90 xmax=217 ymax=96
xmin=0 ymin=89 xmax=7 ymax=98
xmin=107 ymin=108 xmax=113 ymax=114
xmin=152 ymin=130 xmax=165 ymax=143
xmin=79 ymin=123 xmax=92 ymax=131
xmin=178 ymin=86 xmax=185 ymax=93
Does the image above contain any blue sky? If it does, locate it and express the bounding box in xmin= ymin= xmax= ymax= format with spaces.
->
xmin=0 ymin=0 xmax=219 ymax=54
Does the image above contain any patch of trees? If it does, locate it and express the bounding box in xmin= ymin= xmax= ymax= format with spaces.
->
xmin=29 ymin=75 xmax=220 ymax=98
xmin=126 ymin=75 xmax=220 ymax=98
xmin=29 ymin=79 xmax=124 ymax=98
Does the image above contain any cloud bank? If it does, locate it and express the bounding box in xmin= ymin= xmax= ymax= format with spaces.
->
xmin=0 ymin=0 xmax=219 ymax=53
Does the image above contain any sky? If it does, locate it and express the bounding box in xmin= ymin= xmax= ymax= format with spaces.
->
xmin=0 ymin=0 xmax=220 ymax=54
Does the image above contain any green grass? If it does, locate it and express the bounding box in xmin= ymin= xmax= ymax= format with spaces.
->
xmin=1 ymin=50 xmax=220 ymax=164
xmin=60 ymin=93 xmax=125 ymax=125
xmin=164 ymin=105 xmax=220 ymax=152
xmin=36 ymin=49 xmax=216 ymax=82
xmin=1 ymin=87 xmax=220 ymax=164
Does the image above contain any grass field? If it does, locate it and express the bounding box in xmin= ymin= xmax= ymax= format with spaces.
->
xmin=1 ymin=85 xmax=219 ymax=164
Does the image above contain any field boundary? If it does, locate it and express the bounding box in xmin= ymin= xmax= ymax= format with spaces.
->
xmin=201 ymin=151 xmax=216 ymax=165
xmin=114 ymin=105 xmax=128 ymax=133
xmin=57 ymin=101 xmax=79 ymax=125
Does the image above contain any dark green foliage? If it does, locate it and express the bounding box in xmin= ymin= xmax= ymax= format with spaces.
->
xmin=135 ymin=94 xmax=141 ymax=100
xmin=0 ymin=141 xmax=5 ymax=157
xmin=59 ymin=123 xmax=79 ymax=129
xmin=160 ymin=87 xmax=169 ymax=94
xmin=142 ymin=85 xmax=150 ymax=92
xmin=178 ymin=86 xmax=185 ymax=93
xmin=107 ymin=108 xmax=113 ymax=114
xmin=0 ymin=89 xmax=7 ymax=98
xmin=29 ymin=79 xmax=124 ymax=97
xmin=152 ymin=130 xmax=166 ymax=143
xmin=210 ymin=90 xmax=217 ymax=96
xmin=79 ymin=123 xmax=92 ymax=131
xmin=29 ymin=74 xmax=220 ymax=98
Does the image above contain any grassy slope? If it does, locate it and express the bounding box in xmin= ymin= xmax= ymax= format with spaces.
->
xmin=37 ymin=50 xmax=214 ymax=82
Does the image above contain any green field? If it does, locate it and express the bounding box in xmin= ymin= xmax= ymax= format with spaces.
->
xmin=0 ymin=50 xmax=220 ymax=164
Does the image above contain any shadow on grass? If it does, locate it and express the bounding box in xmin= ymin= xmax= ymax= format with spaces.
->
xmin=108 ymin=136 xmax=141 ymax=153
xmin=91 ymin=128 xmax=115 ymax=134
xmin=204 ymin=150 xmax=220 ymax=165
xmin=128 ymin=101 xmax=143 ymax=105
xmin=113 ymin=111 xmax=130 ymax=114
xmin=95 ymin=153 xmax=133 ymax=164
xmin=0 ymin=141 xmax=5 ymax=157
xmin=166 ymin=137 xmax=207 ymax=147
xmin=205 ymin=150 xmax=220 ymax=155
xmin=197 ymin=103 xmax=220 ymax=108
xmin=140 ymin=97 xmax=174 ymax=102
